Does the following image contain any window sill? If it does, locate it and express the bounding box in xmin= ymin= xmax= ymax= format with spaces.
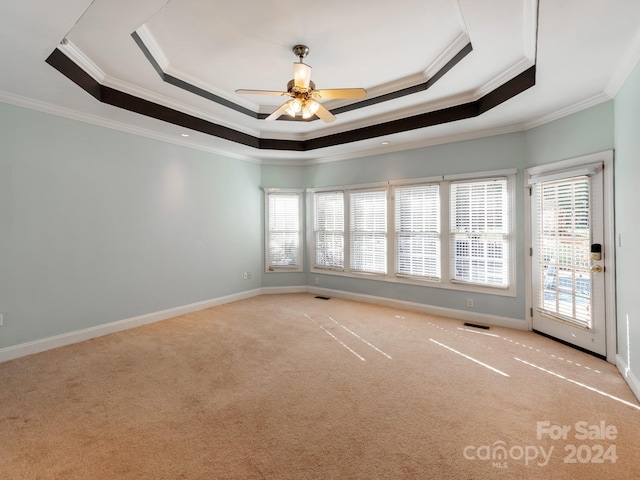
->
xmin=310 ymin=267 xmax=516 ymax=297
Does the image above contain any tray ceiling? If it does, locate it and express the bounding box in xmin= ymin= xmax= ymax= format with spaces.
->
xmin=1 ymin=0 xmax=640 ymax=163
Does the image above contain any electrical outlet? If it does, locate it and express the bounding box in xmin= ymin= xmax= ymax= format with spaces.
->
xmin=0 ymin=313 xmax=3 ymax=326
xmin=243 ymin=272 xmax=248 ymax=280
xmin=466 ymin=299 xmax=474 ymax=308
xmin=315 ymin=277 xmax=320 ymax=285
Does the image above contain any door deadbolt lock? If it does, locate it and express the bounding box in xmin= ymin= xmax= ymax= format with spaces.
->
xmin=590 ymin=265 xmax=603 ymax=273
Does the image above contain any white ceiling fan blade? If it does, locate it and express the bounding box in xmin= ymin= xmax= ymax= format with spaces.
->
xmin=314 ymin=88 xmax=367 ymax=99
xmin=293 ymin=62 xmax=312 ymax=90
xmin=235 ymin=89 xmax=290 ymax=96
xmin=314 ymin=103 xmax=336 ymax=123
xmin=265 ymin=101 xmax=292 ymax=121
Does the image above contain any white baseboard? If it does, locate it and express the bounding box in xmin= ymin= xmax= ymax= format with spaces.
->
xmin=261 ymin=286 xmax=309 ymax=295
xmin=0 ymin=285 xmax=528 ymax=364
xmin=307 ymin=286 xmax=528 ymax=331
xmin=0 ymin=288 xmax=262 ymax=363
xmin=616 ymin=354 xmax=640 ymax=403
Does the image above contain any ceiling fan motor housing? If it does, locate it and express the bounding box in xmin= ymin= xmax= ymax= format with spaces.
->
xmin=287 ymin=79 xmax=315 ymax=94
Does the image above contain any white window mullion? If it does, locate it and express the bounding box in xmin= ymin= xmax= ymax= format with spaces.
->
xmin=343 ymin=192 xmax=351 ymax=273
xmin=387 ymin=187 xmax=395 ymax=279
xmin=440 ymin=181 xmax=451 ymax=282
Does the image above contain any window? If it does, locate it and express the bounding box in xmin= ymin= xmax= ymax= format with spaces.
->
xmin=395 ymin=184 xmax=440 ymax=279
xmin=350 ymin=190 xmax=387 ymax=274
xmin=265 ymin=189 xmax=303 ymax=272
xmin=450 ymin=178 xmax=509 ymax=287
xmin=308 ymin=169 xmax=515 ymax=295
xmin=314 ymin=191 xmax=344 ymax=269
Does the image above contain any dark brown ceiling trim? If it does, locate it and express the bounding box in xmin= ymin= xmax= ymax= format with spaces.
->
xmin=131 ymin=31 xmax=260 ymax=119
xmin=303 ymin=66 xmax=536 ymax=151
xmin=331 ymin=42 xmax=473 ymax=116
xmin=46 ymin=48 xmax=102 ymax=101
xmin=478 ymin=66 xmax=536 ymax=114
xmin=46 ymin=49 xmax=259 ymax=148
xmin=46 ymin=48 xmax=535 ymax=152
xmin=132 ymin=31 xmax=472 ymax=121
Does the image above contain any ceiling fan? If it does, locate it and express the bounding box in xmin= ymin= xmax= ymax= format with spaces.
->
xmin=235 ymin=45 xmax=367 ymax=123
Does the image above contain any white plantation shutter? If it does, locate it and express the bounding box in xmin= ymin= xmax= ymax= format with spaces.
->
xmin=450 ymin=178 xmax=509 ymax=286
xmin=350 ymin=190 xmax=387 ymax=274
xmin=266 ymin=192 xmax=301 ymax=269
xmin=395 ymin=184 xmax=440 ymax=279
xmin=314 ymin=191 xmax=344 ymax=269
xmin=535 ymin=176 xmax=591 ymax=325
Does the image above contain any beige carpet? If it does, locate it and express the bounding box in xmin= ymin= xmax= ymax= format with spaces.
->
xmin=1 ymin=293 xmax=639 ymax=479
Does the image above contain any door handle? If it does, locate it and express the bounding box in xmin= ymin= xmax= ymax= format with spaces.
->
xmin=590 ymin=265 xmax=603 ymax=273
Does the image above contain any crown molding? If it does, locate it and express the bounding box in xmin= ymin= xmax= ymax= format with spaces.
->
xmin=0 ymin=88 xmax=530 ymax=168
xmin=0 ymin=90 xmax=260 ymax=164
xmin=58 ymin=40 xmax=106 ymax=83
xmin=291 ymin=123 xmax=528 ymax=167
xmin=423 ymin=31 xmax=472 ymax=79
xmin=103 ymin=74 xmax=261 ymax=138
xmin=523 ymin=92 xmax=611 ymax=130
xmin=46 ymin=45 xmax=536 ymax=152
xmin=134 ymin=24 xmax=169 ymax=71
xmin=474 ymin=57 xmax=534 ymax=99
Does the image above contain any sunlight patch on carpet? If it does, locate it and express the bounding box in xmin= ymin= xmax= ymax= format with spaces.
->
xmin=514 ymin=357 xmax=640 ymax=411
xmin=429 ymin=338 xmax=510 ymax=377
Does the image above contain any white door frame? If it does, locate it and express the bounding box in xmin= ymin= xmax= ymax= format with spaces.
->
xmin=524 ymin=150 xmax=616 ymax=363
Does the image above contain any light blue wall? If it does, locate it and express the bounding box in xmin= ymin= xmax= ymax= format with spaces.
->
xmin=0 ymin=95 xmax=626 ymax=358
xmin=0 ymin=103 xmax=262 ymax=348
xmin=304 ymin=134 xmax=528 ymax=187
xmin=614 ymin=61 xmax=640 ymax=384
xmin=524 ymin=101 xmax=614 ymax=166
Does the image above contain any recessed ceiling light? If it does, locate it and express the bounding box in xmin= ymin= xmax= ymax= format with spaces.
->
xmin=381 ymin=141 xmax=390 ymax=145
xmin=181 ymin=133 xmax=190 ymax=137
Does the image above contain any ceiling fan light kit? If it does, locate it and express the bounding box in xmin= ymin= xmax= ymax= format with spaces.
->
xmin=235 ymin=45 xmax=367 ymax=123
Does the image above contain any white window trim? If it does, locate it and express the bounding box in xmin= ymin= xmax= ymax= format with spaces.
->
xmin=264 ymin=188 xmax=304 ymax=273
xmin=307 ymin=169 xmax=517 ymax=297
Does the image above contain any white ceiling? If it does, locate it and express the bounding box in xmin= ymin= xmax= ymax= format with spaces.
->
xmin=1 ymin=0 xmax=640 ymax=164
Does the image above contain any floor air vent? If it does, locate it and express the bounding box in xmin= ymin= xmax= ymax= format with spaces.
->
xmin=463 ymin=322 xmax=490 ymax=330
